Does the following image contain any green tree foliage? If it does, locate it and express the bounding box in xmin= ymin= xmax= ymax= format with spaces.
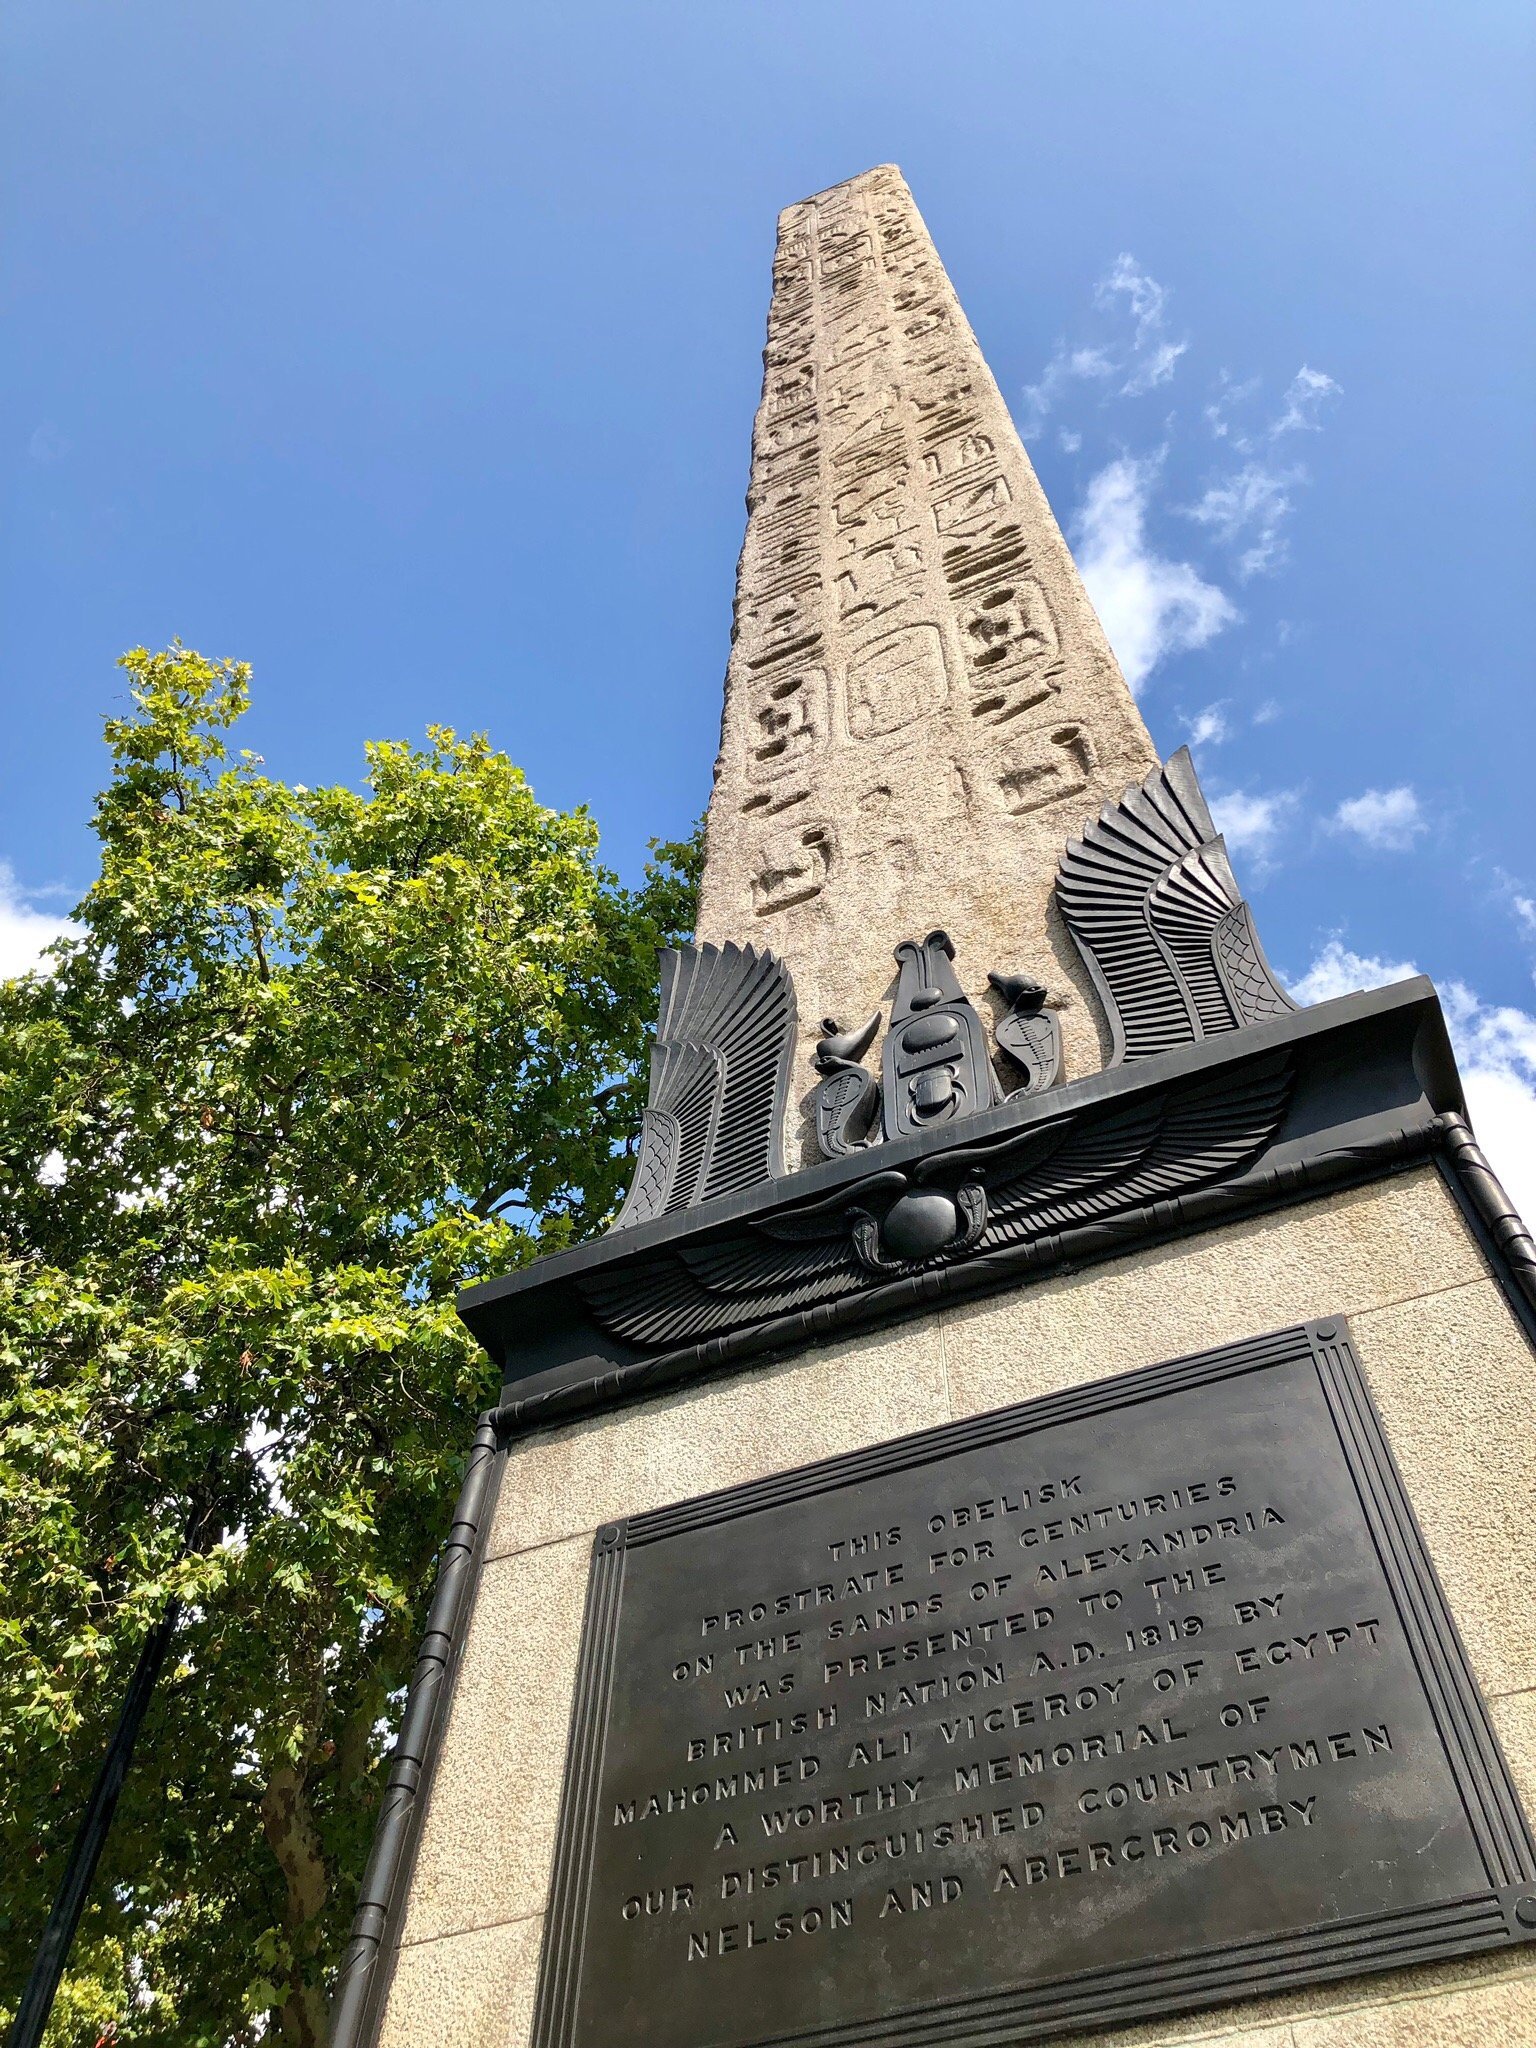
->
xmin=0 ymin=646 xmax=699 ymax=2044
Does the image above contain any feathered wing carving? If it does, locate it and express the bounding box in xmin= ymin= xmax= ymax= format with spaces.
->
xmin=582 ymin=1053 xmax=1292 ymax=1344
xmin=981 ymin=1050 xmax=1291 ymax=1244
xmin=611 ymin=943 xmax=796 ymax=1230
xmin=1055 ymin=747 xmax=1295 ymax=1064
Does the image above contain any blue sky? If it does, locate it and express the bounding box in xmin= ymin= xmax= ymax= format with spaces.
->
xmin=4 ymin=3 xmax=1534 ymax=1206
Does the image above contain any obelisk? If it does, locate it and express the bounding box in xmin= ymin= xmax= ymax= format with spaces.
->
xmin=697 ymin=165 xmax=1156 ymax=1159
xmin=347 ymin=169 xmax=1536 ymax=2048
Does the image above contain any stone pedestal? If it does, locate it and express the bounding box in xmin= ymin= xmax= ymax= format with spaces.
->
xmin=378 ymin=1164 xmax=1536 ymax=2048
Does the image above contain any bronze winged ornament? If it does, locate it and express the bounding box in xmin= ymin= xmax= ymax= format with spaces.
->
xmin=1055 ymin=747 xmax=1295 ymax=1064
xmin=987 ymin=972 xmax=1062 ymax=1095
xmin=811 ymin=1011 xmax=883 ymax=1158
xmin=610 ymin=942 xmax=796 ymax=1228
xmin=579 ymin=1050 xmax=1292 ymax=1347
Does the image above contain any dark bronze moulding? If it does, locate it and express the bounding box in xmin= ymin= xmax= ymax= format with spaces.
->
xmin=458 ymin=979 xmax=1460 ymax=1422
xmin=328 ymin=1420 xmax=505 ymax=2048
xmin=1434 ymin=1110 xmax=1536 ymax=1347
xmin=526 ymin=1322 xmax=1536 ymax=2048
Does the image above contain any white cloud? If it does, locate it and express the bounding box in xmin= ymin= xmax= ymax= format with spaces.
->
xmin=1184 ymin=462 xmax=1302 ymax=579
xmin=1020 ymin=255 xmax=1185 ymax=436
xmin=1069 ymin=346 xmax=1115 ymax=378
xmin=1490 ymin=868 xmax=1536 ymax=945
xmin=0 ymin=862 xmax=75 ymax=980
xmin=1185 ymin=702 xmax=1230 ymax=749
xmin=1020 ymin=344 xmax=1114 ymax=439
xmin=1331 ymin=786 xmax=1427 ymax=852
xmin=1253 ymin=698 xmax=1281 ymax=725
xmin=1205 ymin=373 xmax=1262 ymax=449
xmin=1073 ymin=457 xmax=1237 ymax=692
xmin=1288 ymin=941 xmax=1536 ymax=1226
xmin=1122 ymin=337 xmax=1188 ymax=396
xmin=1272 ymin=365 xmax=1342 ymax=437
xmin=1288 ymin=940 xmax=1420 ymax=1007
xmin=1210 ymin=787 xmax=1296 ymax=867
xmin=1095 ymin=254 xmax=1169 ymax=346
xmin=1058 ymin=428 xmax=1082 ymax=454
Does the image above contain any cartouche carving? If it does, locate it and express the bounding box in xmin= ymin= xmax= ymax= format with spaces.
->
xmin=997 ymin=724 xmax=1093 ymax=814
xmin=806 ymin=932 xmax=1062 ymax=1164
xmin=844 ymin=623 xmax=950 ymax=740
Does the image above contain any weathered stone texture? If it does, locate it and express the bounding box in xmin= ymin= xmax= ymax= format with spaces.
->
xmin=484 ymin=1313 xmax=949 ymax=1559
xmin=694 ymin=166 xmax=1158 ymax=1166
xmin=378 ymin=1916 xmax=540 ymax=2048
xmin=396 ymin=1535 xmax=592 ymax=1948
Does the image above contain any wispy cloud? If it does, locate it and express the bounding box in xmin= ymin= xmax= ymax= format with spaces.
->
xmin=1025 ymin=262 xmax=1339 ymax=696
xmin=1210 ymin=786 xmax=1297 ymax=870
xmin=1490 ymin=868 xmax=1536 ymax=946
xmin=28 ymin=420 xmax=70 ymax=465
xmin=1095 ymin=255 xmax=1176 ymax=351
xmin=1331 ymin=785 xmax=1426 ymax=852
xmin=0 ymin=862 xmax=75 ymax=980
xmin=1122 ymin=337 xmax=1188 ymax=397
xmin=1204 ymin=373 xmax=1262 ymax=449
xmin=1073 ymin=456 xmax=1237 ymax=692
xmin=1183 ymin=462 xmax=1303 ymax=579
xmin=1185 ymin=701 xmax=1230 ymax=750
xmin=1272 ymin=366 xmax=1343 ymax=437
xmin=1289 ymin=939 xmax=1536 ymax=1224
xmin=1206 ymin=366 xmax=1342 ymax=452
xmin=1020 ymin=344 xmax=1115 ymax=439
xmin=1021 ymin=254 xmax=1185 ymax=436
xmin=1189 ymin=368 xmax=1341 ymax=575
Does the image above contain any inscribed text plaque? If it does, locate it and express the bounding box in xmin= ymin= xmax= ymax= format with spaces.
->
xmin=530 ymin=1321 xmax=1536 ymax=2048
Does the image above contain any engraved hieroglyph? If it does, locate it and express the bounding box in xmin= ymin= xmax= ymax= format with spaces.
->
xmin=695 ymin=167 xmax=1159 ymax=1165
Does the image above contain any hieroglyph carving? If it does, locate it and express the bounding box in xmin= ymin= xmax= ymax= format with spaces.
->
xmin=693 ymin=169 xmax=1165 ymax=1141
xmin=718 ymin=165 xmax=1132 ymax=890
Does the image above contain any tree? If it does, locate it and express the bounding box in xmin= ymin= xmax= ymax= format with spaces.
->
xmin=0 ymin=645 xmax=699 ymax=2045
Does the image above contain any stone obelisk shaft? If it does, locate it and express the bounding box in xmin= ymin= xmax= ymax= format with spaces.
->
xmin=696 ymin=165 xmax=1158 ymax=1165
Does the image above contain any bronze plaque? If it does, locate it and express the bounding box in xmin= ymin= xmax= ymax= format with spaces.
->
xmin=531 ymin=1321 xmax=1536 ymax=2047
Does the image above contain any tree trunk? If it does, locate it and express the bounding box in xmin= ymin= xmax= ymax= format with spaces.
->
xmin=260 ymin=1763 xmax=331 ymax=2048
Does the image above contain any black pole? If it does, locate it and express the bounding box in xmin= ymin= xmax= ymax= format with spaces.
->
xmin=6 ymin=1599 xmax=182 ymax=2048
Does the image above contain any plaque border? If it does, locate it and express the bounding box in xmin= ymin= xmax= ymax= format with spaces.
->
xmin=530 ymin=1319 xmax=1536 ymax=2048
